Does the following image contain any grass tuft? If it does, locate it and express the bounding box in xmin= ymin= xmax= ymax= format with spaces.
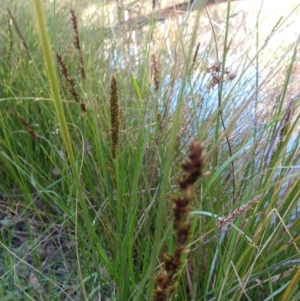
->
xmin=0 ymin=0 xmax=299 ymax=300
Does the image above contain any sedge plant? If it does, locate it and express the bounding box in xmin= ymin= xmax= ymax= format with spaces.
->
xmin=0 ymin=0 xmax=299 ymax=300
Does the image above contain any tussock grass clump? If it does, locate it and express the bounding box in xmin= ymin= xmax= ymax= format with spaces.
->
xmin=0 ymin=0 xmax=299 ymax=300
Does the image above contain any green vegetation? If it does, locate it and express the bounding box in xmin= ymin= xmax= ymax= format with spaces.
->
xmin=0 ymin=0 xmax=299 ymax=300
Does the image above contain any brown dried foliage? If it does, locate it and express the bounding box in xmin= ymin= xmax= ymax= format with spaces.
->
xmin=191 ymin=42 xmax=200 ymax=71
xmin=217 ymin=195 xmax=260 ymax=228
xmin=70 ymin=9 xmax=86 ymax=80
xmin=153 ymin=142 xmax=206 ymax=301
xmin=56 ymin=53 xmax=79 ymax=102
xmin=110 ymin=76 xmax=120 ymax=159
xmin=7 ymin=8 xmax=31 ymax=60
xmin=206 ymin=61 xmax=236 ymax=90
xmin=151 ymin=54 xmax=160 ymax=92
xmin=18 ymin=115 xmax=39 ymax=142
xmin=7 ymin=14 xmax=13 ymax=66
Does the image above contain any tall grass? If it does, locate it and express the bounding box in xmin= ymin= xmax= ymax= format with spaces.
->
xmin=0 ymin=0 xmax=299 ymax=300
